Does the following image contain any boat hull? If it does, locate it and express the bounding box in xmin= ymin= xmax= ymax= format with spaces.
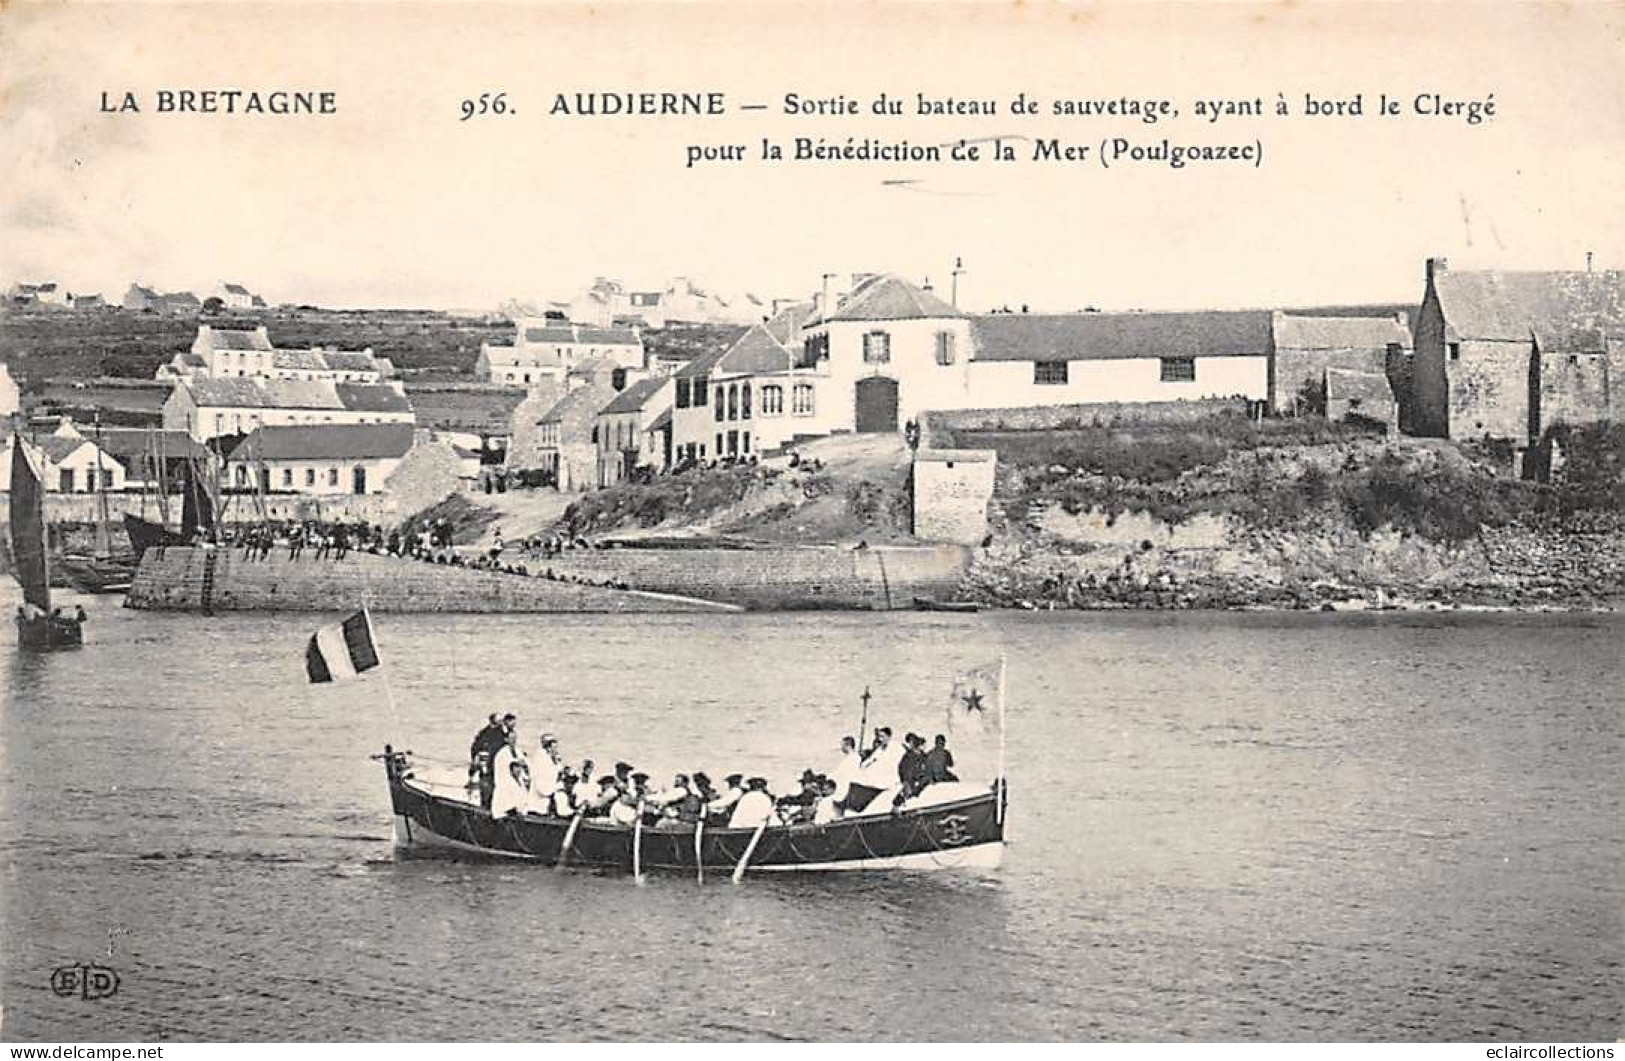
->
xmin=57 ymin=555 xmax=136 ymax=594
xmin=385 ymin=756 xmax=1005 ymax=875
xmin=15 ymin=616 xmax=84 ymax=651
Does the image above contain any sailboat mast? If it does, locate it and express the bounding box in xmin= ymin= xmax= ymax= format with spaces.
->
xmin=93 ymin=415 xmax=111 ymax=556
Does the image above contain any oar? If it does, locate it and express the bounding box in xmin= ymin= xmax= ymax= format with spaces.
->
xmin=694 ymin=820 xmax=705 ymax=884
xmin=632 ymin=803 xmax=645 ymax=884
xmin=732 ymin=816 xmax=770 ymax=884
xmin=555 ymin=812 xmax=583 ymax=871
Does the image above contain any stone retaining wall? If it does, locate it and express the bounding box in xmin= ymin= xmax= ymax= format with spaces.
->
xmin=536 ymin=544 xmax=973 ymax=610
xmin=124 ymin=547 xmax=736 ymax=613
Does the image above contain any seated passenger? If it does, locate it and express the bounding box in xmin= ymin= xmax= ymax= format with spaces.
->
xmin=581 ymin=776 xmax=619 ymax=817
xmin=549 ymin=770 xmax=580 ymax=818
xmin=925 ymin=734 xmax=958 ymax=784
xmin=728 ymin=777 xmax=777 ymax=829
xmin=813 ymin=778 xmax=842 ymax=824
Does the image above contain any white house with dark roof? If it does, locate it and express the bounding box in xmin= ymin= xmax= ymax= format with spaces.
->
xmin=1412 ymin=257 xmax=1625 ymax=443
xmin=217 ymin=282 xmax=262 ymax=310
xmin=225 ymin=422 xmax=416 ymax=495
xmin=0 ymin=421 xmax=128 ymax=493
xmin=163 ymin=377 xmax=414 ymax=441
xmin=594 ymin=376 xmax=674 ymax=486
xmin=670 ymin=302 xmax=817 ymax=463
xmin=157 ymin=324 xmax=389 ymax=384
xmin=476 ymin=319 xmax=644 ymax=385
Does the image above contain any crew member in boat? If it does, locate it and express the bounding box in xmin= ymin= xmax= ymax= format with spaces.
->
xmin=582 ymin=776 xmax=619 ymax=817
xmin=533 ymin=732 xmax=565 ymax=794
xmin=728 ymin=777 xmax=777 ymax=829
xmin=894 ymin=732 xmax=930 ymax=806
xmin=813 ymin=777 xmax=842 ymax=824
xmin=707 ymin=773 xmax=745 ymax=824
xmin=609 ymin=783 xmax=641 ymax=826
xmin=860 ymin=727 xmax=903 ymax=779
xmin=926 ymin=734 xmax=958 ymax=784
xmin=650 ymin=774 xmax=691 ymax=819
xmin=549 ymin=768 xmax=580 ymax=817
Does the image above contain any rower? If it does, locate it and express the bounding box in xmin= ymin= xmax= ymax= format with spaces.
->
xmin=728 ymin=777 xmax=776 ymax=829
xmin=707 ymin=773 xmax=745 ymax=824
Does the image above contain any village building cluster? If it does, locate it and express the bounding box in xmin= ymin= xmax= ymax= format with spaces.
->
xmin=4 ymin=258 xmax=1621 ymax=508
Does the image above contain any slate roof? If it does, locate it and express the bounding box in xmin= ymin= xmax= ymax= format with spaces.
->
xmin=209 ymin=328 xmax=272 ymax=351
xmin=229 ymin=422 xmax=415 ymax=462
xmin=94 ymin=427 xmax=212 ymax=462
xmin=1274 ymin=314 xmax=1412 ymax=350
xmin=222 ymin=283 xmax=252 ymax=296
xmin=1436 ymin=270 xmax=1625 ymax=350
xmin=598 ymin=377 xmax=666 ymax=415
xmin=824 ymin=274 xmax=962 ymax=323
xmin=969 ymin=310 xmax=1275 ymax=362
xmin=520 ymin=324 xmax=642 ymax=346
xmin=404 ymin=384 xmax=529 ymax=433
xmin=273 ymin=349 xmax=327 ymax=371
xmin=334 ymin=383 xmax=412 ymax=414
xmin=647 ymin=408 xmax=672 ymax=431
xmin=675 ymin=306 xmax=808 ymax=380
xmin=183 ymin=378 xmax=411 ymax=413
xmin=539 ymin=383 xmax=615 ymax=427
xmin=38 ymin=436 xmax=88 ymax=463
xmin=322 ymin=351 xmax=380 ymax=373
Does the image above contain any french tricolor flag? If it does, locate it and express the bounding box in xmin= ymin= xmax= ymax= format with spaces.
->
xmin=305 ymin=610 xmax=382 ymax=683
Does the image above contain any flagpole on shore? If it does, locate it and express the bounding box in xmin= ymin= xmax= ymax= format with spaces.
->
xmin=996 ymin=652 xmax=1008 ymax=827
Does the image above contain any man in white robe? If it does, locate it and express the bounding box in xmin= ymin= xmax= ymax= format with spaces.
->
xmin=828 ymin=736 xmax=862 ymax=803
xmin=490 ymin=738 xmax=531 ymax=817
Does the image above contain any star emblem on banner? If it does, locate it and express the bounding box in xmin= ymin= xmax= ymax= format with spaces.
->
xmin=961 ymin=689 xmax=985 ymax=714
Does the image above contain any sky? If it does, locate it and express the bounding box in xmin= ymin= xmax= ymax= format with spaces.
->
xmin=2 ymin=2 xmax=1622 ymax=315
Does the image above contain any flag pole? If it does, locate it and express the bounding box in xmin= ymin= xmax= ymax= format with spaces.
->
xmin=996 ymin=652 xmax=1008 ymax=827
xmin=361 ymin=603 xmax=404 ymax=746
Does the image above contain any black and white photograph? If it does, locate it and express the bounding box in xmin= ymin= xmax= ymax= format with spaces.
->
xmin=1 ymin=1 xmax=1621 ymax=1047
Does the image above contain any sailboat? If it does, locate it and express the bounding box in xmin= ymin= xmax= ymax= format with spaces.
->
xmin=125 ymin=442 xmax=214 ymax=557
xmin=56 ymin=420 xmax=136 ymax=594
xmin=9 ymin=435 xmax=85 ymax=650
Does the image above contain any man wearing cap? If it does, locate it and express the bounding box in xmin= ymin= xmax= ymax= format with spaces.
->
xmin=469 ymin=713 xmax=513 ymax=812
xmin=728 ymin=777 xmax=778 ymax=829
xmin=534 ymin=732 xmax=565 ymax=796
xmin=582 ymin=776 xmax=619 ymax=818
xmin=895 ymin=733 xmax=930 ymax=806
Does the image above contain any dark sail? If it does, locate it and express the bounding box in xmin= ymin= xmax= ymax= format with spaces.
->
xmin=178 ymin=458 xmax=216 ymax=542
xmin=8 ymin=435 xmax=52 ymax=612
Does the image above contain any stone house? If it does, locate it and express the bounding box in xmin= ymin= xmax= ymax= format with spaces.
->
xmin=594 ymin=376 xmax=673 ymax=487
xmin=531 ymin=362 xmax=625 ymax=491
xmin=1412 ymin=258 xmax=1625 ymax=443
xmin=218 ymin=282 xmax=261 ymax=310
xmin=1269 ymin=312 xmax=1412 ymax=414
xmin=156 ymin=324 xmax=388 ymax=384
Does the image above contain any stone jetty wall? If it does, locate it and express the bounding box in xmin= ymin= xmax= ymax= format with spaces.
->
xmin=536 ymin=544 xmax=974 ymax=610
xmin=125 ymin=547 xmax=737 ymax=614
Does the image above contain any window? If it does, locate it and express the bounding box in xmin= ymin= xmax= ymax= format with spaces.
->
xmin=328 ymin=468 xmax=339 ymax=486
xmin=741 ymin=383 xmax=751 ymax=420
xmin=676 ymin=378 xmax=691 ymax=408
xmin=714 ymin=388 xmax=725 ymax=421
xmin=935 ymin=331 xmax=956 ymax=365
xmin=727 ymin=429 xmax=739 ymax=455
xmin=742 ymin=431 xmax=751 ymax=453
xmin=60 ymin=469 xmax=75 ymax=492
xmin=281 ymin=469 xmax=293 ymax=488
xmin=863 ymin=331 xmax=891 ymax=364
xmin=726 ymin=384 xmax=739 ymax=421
xmin=714 ymin=433 xmax=723 ymax=455
xmin=805 ymin=333 xmax=829 ymax=365
xmin=1448 ymin=342 xmax=1461 ymax=362
xmin=305 ymin=468 xmax=316 ymax=486
xmin=1159 ymin=357 xmax=1195 ymax=383
xmin=235 ymin=466 xmax=248 ymax=486
xmin=761 ymin=384 xmax=784 ymax=415
xmin=793 ymin=383 xmax=816 ymax=415
xmin=1034 ymin=361 xmax=1069 ymax=385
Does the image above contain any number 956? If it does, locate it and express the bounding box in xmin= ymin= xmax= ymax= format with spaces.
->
xmin=460 ymin=93 xmax=510 ymax=120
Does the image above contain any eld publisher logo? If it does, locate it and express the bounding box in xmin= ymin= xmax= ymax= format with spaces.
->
xmin=50 ymin=962 xmax=121 ymax=1000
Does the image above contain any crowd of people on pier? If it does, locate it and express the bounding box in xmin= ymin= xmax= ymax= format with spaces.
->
xmin=464 ymin=714 xmax=961 ymax=829
xmin=212 ymin=517 xmax=637 ymax=591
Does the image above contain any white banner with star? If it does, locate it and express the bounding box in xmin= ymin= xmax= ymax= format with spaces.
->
xmin=946 ymin=659 xmax=1001 ymax=739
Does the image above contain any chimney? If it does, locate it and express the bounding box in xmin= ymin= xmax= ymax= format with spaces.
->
xmin=1586 ymin=251 xmax=1594 ymax=274
xmin=1426 ymin=257 xmax=1449 ymax=283
xmin=922 ymin=276 xmax=933 ymax=292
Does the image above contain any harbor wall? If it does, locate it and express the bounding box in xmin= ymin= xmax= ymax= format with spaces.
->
xmin=124 ymin=547 xmax=737 ymax=614
xmin=535 ymin=544 xmax=973 ymax=610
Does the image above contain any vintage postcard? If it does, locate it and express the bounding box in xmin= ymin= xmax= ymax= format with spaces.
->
xmin=1 ymin=0 xmax=1621 ymax=1047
